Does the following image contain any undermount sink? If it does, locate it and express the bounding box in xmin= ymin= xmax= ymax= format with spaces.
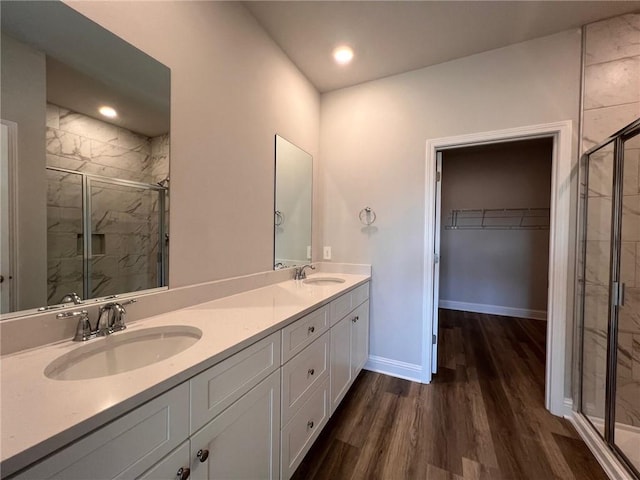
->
xmin=45 ymin=325 xmax=202 ymax=381
xmin=302 ymin=277 xmax=346 ymax=286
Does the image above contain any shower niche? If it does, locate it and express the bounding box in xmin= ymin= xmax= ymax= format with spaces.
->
xmin=578 ymin=118 xmax=640 ymax=478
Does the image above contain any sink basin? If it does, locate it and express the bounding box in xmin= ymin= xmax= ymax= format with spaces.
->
xmin=45 ymin=325 xmax=202 ymax=381
xmin=302 ymin=277 xmax=346 ymax=286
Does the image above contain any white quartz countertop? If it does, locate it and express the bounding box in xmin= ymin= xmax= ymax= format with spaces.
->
xmin=0 ymin=273 xmax=369 ymax=477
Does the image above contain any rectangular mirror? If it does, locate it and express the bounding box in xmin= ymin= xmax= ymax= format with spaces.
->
xmin=1 ymin=1 xmax=170 ymax=317
xmin=274 ymin=135 xmax=312 ymax=269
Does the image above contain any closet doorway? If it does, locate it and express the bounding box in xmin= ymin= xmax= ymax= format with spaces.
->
xmin=423 ymin=121 xmax=574 ymax=416
xmin=437 ymin=139 xmax=553 ymax=320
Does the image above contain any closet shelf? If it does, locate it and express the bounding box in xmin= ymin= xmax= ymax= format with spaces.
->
xmin=445 ymin=208 xmax=550 ymax=230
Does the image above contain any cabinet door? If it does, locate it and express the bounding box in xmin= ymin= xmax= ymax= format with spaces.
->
xmin=190 ymin=332 xmax=280 ymax=434
xmin=329 ymin=315 xmax=352 ymax=415
xmin=13 ymin=383 xmax=190 ymax=480
xmin=351 ymin=300 xmax=369 ymax=377
xmin=137 ymin=441 xmax=191 ymax=480
xmin=190 ymin=371 xmax=280 ymax=480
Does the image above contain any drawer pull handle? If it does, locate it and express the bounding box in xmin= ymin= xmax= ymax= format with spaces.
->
xmin=197 ymin=449 xmax=209 ymax=462
xmin=308 ymin=325 xmax=315 ymax=334
xmin=307 ymin=420 xmax=314 ymax=429
xmin=352 ymin=315 xmax=359 ymax=323
xmin=308 ymin=368 xmax=315 ymax=376
xmin=176 ymin=467 xmax=191 ymax=480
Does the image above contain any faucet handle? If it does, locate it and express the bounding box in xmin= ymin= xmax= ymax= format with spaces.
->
xmin=74 ymin=311 xmax=94 ymax=342
xmin=59 ymin=292 xmax=83 ymax=305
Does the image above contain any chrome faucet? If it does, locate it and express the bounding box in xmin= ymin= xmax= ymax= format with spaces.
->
xmin=59 ymin=292 xmax=82 ymax=305
xmin=294 ymin=264 xmax=315 ymax=280
xmin=59 ymin=299 xmax=136 ymax=341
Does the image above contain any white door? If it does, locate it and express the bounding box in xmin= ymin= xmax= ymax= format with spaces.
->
xmin=431 ymin=151 xmax=443 ymax=374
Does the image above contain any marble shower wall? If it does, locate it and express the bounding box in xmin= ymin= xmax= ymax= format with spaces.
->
xmin=581 ymin=13 xmax=640 ymax=427
xmin=46 ymin=104 xmax=169 ymax=304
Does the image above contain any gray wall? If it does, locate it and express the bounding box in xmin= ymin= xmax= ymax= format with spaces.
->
xmin=0 ymin=34 xmax=47 ymax=310
xmin=68 ymin=1 xmax=321 ymax=287
xmin=320 ymin=29 xmax=582 ymax=374
xmin=439 ymin=139 xmax=553 ymax=315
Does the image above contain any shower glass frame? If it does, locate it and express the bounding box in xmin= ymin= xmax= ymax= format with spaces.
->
xmin=577 ymin=118 xmax=640 ymax=479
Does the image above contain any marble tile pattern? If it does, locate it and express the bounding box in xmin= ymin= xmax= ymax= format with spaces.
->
xmin=582 ymin=13 xmax=640 ymax=153
xmin=45 ymin=104 xmax=169 ymax=304
xmin=581 ymin=14 xmax=640 ymax=428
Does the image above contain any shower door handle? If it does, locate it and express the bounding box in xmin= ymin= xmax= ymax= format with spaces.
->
xmin=613 ymin=282 xmax=625 ymax=307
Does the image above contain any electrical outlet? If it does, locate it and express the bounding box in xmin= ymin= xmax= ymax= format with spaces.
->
xmin=323 ymin=246 xmax=332 ymax=260
xmin=306 ymin=246 xmax=311 ymax=260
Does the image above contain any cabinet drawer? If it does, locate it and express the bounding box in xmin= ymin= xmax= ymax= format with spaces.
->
xmin=329 ymin=292 xmax=351 ymax=326
xmin=329 ymin=282 xmax=370 ymax=326
xmin=281 ymin=305 xmax=329 ymax=363
xmin=351 ymin=282 xmax=370 ymax=309
xmin=13 ymin=383 xmax=190 ymax=480
xmin=190 ymin=332 xmax=280 ymax=433
xmin=280 ymin=378 xmax=329 ymax=480
xmin=281 ymin=331 xmax=329 ymax=426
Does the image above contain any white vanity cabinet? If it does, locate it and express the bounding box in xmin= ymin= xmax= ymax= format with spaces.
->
xmin=7 ymin=280 xmax=370 ymax=480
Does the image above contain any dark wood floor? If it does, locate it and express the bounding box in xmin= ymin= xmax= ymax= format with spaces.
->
xmin=292 ymin=309 xmax=608 ymax=480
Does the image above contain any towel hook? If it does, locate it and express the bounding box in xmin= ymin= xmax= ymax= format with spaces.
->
xmin=275 ymin=210 xmax=284 ymax=226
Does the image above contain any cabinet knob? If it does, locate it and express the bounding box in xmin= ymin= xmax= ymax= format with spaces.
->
xmin=352 ymin=316 xmax=359 ymax=323
xmin=307 ymin=420 xmax=314 ymax=429
xmin=308 ymin=368 xmax=315 ymax=376
xmin=308 ymin=325 xmax=315 ymax=334
xmin=176 ymin=467 xmax=191 ymax=480
xmin=197 ymin=449 xmax=209 ymax=462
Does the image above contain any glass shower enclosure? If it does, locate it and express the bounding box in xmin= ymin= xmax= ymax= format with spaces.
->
xmin=578 ymin=118 xmax=640 ymax=478
xmin=46 ymin=167 xmax=168 ymax=306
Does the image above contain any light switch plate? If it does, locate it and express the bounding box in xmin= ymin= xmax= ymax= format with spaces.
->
xmin=306 ymin=246 xmax=311 ymax=259
xmin=323 ymin=246 xmax=332 ymax=260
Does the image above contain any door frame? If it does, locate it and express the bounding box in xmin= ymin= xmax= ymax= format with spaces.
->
xmin=422 ymin=121 xmax=573 ymax=416
xmin=1 ymin=120 xmax=18 ymax=313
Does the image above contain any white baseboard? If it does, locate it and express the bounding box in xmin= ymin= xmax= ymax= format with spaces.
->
xmin=439 ymin=300 xmax=547 ymax=321
xmin=365 ymin=355 xmax=423 ymax=383
xmin=567 ymin=411 xmax=635 ymax=480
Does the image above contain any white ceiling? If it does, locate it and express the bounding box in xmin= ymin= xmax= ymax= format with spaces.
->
xmin=245 ymin=1 xmax=640 ymax=93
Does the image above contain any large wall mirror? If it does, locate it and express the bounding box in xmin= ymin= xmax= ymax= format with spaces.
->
xmin=274 ymin=135 xmax=312 ymax=269
xmin=1 ymin=1 xmax=171 ymax=317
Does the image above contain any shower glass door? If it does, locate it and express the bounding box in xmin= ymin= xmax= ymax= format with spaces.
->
xmin=614 ymin=128 xmax=640 ymax=473
xmin=581 ymin=142 xmax=615 ymax=436
xmin=46 ymin=168 xmax=166 ymax=306
xmin=89 ymin=179 xmax=165 ymax=299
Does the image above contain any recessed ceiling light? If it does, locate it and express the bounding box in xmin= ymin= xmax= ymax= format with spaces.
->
xmin=99 ymin=106 xmax=117 ymax=118
xmin=333 ymin=45 xmax=354 ymax=65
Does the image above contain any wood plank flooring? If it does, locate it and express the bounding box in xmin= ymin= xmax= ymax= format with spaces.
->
xmin=292 ymin=309 xmax=608 ymax=480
